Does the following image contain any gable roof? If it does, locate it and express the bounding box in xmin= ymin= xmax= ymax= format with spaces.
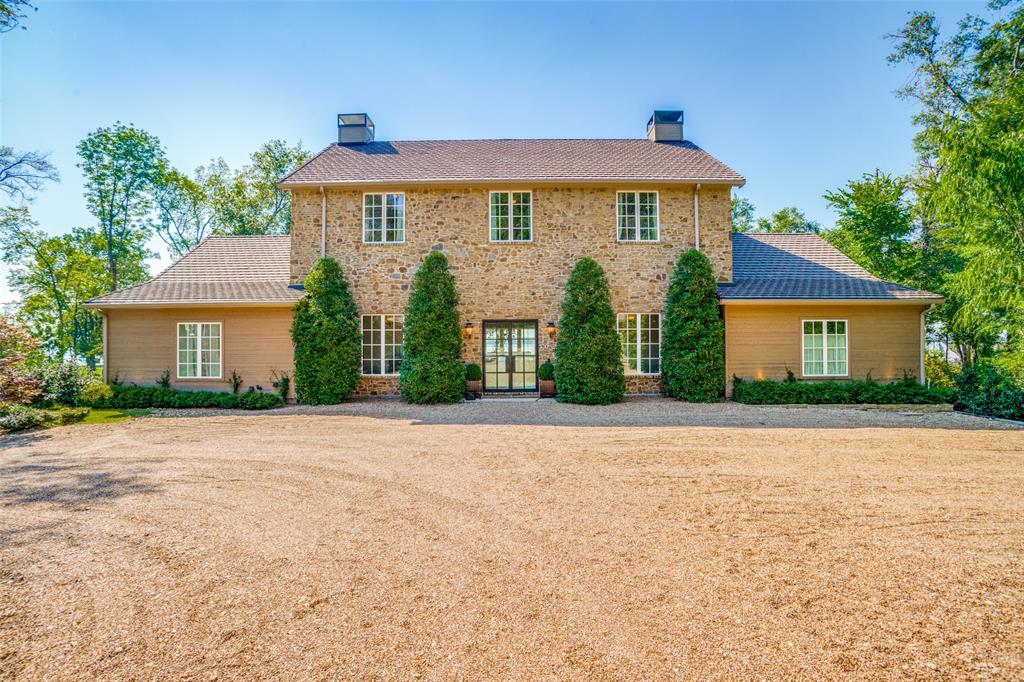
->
xmin=279 ymin=139 xmax=745 ymax=187
xmin=718 ymin=233 xmax=942 ymax=301
xmin=86 ymin=236 xmax=302 ymax=307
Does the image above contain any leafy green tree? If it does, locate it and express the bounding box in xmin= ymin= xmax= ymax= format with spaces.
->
xmin=554 ymin=257 xmax=624 ymax=404
xmin=754 ymin=206 xmax=821 ymax=234
xmin=77 ymin=122 xmax=164 ymax=291
xmin=731 ymin=196 xmax=756 ymax=233
xmin=0 ymin=0 xmax=36 ymax=32
xmin=153 ymin=168 xmax=214 ymax=258
xmin=0 ymin=207 xmax=109 ymax=365
xmin=399 ymin=251 xmax=464 ymax=404
xmin=0 ymin=146 xmax=58 ymax=200
xmin=823 ymin=171 xmax=921 ymax=284
xmin=661 ymin=249 xmax=724 ymax=401
xmin=290 ymin=258 xmax=360 ymax=404
xmin=204 ymin=140 xmax=309 ymax=236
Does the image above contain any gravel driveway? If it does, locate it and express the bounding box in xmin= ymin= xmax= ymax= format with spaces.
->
xmin=2 ymin=399 xmax=1022 ymax=680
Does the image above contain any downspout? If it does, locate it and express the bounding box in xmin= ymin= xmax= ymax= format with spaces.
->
xmin=693 ymin=183 xmax=701 ymax=251
xmin=319 ymin=186 xmax=327 ymax=258
xmin=100 ymin=310 xmax=109 ymax=383
xmin=920 ymin=304 xmax=935 ymax=385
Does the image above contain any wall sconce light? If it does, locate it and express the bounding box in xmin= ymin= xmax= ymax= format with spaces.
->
xmin=462 ymin=321 xmax=475 ymax=339
xmin=546 ymin=321 xmax=557 ymax=339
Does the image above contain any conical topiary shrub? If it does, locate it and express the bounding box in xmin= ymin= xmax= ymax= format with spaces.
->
xmin=290 ymin=257 xmax=361 ymax=404
xmin=554 ymin=257 xmax=625 ymax=404
xmin=661 ymin=248 xmax=725 ymax=401
xmin=399 ymin=251 xmax=464 ymax=404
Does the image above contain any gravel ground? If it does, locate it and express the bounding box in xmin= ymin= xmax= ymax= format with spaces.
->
xmin=1 ymin=400 xmax=1022 ymax=680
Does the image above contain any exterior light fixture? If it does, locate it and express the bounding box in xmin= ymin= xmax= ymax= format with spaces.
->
xmin=462 ymin=321 xmax=475 ymax=339
xmin=546 ymin=321 xmax=557 ymax=339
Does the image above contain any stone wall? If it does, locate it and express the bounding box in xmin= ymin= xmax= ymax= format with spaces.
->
xmin=291 ymin=184 xmax=733 ymax=395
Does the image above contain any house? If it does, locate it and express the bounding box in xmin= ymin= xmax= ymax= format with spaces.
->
xmin=86 ymin=110 xmax=942 ymax=399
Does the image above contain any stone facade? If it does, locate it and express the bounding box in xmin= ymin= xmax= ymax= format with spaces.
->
xmin=290 ymin=184 xmax=733 ymax=395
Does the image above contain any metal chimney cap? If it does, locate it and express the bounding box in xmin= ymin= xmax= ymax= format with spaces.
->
xmin=337 ymin=113 xmax=375 ymax=145
xmin=647 ymin=110 xmax=684 ymax=142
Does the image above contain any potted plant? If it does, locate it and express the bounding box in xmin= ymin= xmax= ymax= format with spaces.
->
xmin=464 ymin=363 xmax=483 ymax=398
xmin=538 ymin=359 xmax=556 ymax=397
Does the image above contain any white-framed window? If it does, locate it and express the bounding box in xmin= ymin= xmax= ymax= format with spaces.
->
xmin=177 ymin=322 xmax=221 ymax=379
xmin=802 ymin=320 xmax=848 ymax=377
xmin=363 ymin=192 xmax=405 ymax=243
xmin=362 ymin=314 xmax=404 ymax=375
xmin=489 ymin=191 xmax=532 ymax=242
xmin=617 ymin=191 xmax=659 ymax=242
xmin=617 ymin=313 xmax=661 ymax=374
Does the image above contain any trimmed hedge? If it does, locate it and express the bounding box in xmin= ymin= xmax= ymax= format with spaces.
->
xmin=661 ymin=249 xmax=725 ymax=402
xmin=733 ymin=376 xmax=952 ymax=405
xmin=554 ymin=257 xmax=624 ymax=405
xmin=86 ymin=385 xmax=283 ymax=410
xmin=399 ymin=252 xmax=464 ymax=404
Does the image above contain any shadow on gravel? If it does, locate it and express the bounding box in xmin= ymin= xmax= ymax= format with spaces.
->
xmin=0 ymin=457 xmax=161 ymax=510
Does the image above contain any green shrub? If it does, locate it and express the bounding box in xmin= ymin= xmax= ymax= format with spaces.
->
xmin=953 ymin=362 xmax=1024 ymax=421
xmin=554 ymin=258 xmax=624 ymax=405
xmin=84 ymin=385 xmax=283 ymax=410
xmin=271 ymin=370 xmax=291 ymax=402
xmin=31 ymin=360 xmax=93 ymax=406
xmin=157 ymin=369 xmax=171 ymax=389
xmin=0 ymin=405 xmax=50 ymax=431
xmin=925 ymin=350 xmax=960 ymax=389
xmin=229 ymin=370 xmax=243 ymax=394
xmin=291 ymin=258 xmax=361 ymax=405
xmin=732 ymin=375 xmax=952 ymax=405
xmin=55 ymin=407 xmax=90 ymax=425
xmin=80 ymin=382 xmax=113 ymax=404
xmin=661 ymin=249 xmax=725 ymax=402
xmin=399 ymin=252 xmax=464 ymax=404
xmin=464 ymin=363 xmax=482 ymax=382
xmin=537 ymin=360 xmax=555 ymax=381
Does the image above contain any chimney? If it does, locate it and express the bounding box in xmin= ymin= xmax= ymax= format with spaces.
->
xmin=646 ymin=110 xmax=684 ymax=142
xmin=338 ymin=113 xmax=375 ymax=144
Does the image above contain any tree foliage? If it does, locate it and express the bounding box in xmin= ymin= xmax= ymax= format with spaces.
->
xmin=0 ymin=0 xmax=36 ymax=32
xmin=754 ymin=206 xmax=821 ymax=234
xmin=554 ymin=257 xmax=624 ymax=405
xmin=152 ymin=168 xmax=214 ymax=258
xmin=77 ymin=122 xmax=164 ymax=291
xmin=730 ymin=196 xmax=756 ymax=233
xmin=203 ymin=140 xmax=309 ymax=236
xmin=0 ymin=316 xmax=42 ymax=405
xmin=0 ymin=146 xmax=58 ymax=200
xmin=399 ymin=251 xmax=464 ymax=404
xmin=290 ymin=258 xmax=360 ymax=405
xmin=661 ymin=249 xmax=725 ymax=402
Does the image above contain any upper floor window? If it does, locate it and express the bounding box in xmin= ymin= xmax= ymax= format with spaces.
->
xmin=803 ymin=320 xmax=847 ymax=377
xmin=363 ymin=193 xmax=405 ymax=243
xmin=617 ymin=313 xmax=661 ymax=374
xmin=177 ymin=322 xmax=221 ymax=379
xmin=617 ymin=191 xmax=659 ymax=242
xmin=362 ymin=314 xmax=404 ymax=375
xmin=490 ymin=191 xmax=532 ymax=242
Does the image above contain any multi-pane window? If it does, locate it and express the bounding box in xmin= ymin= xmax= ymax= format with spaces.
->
xmin=803 ymin=320 xmax=848 ymax=376
xmin=363 ymin=193 xmax=405 ymax=243
xmin=489 ymin=191 xmax=532 ymax=241
xmin=177 ymin=322 xmax=221 ymax=379
xmin=617 ymin=313 xmax=661 ymax=374
xmin=361 ymin=314 xmax=404 ymax=375
xmin=616 ymin=191 xmax=659 ymax=241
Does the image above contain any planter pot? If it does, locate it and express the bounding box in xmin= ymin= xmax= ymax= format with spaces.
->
xmin=466 ymin=380 xmax=482 ymax=397
xmin=539 ymin=379 xmax=556 ymax=397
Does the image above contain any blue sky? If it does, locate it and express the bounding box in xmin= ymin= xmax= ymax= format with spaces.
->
xmin=0 ymin=0 xmax=983 ymax=302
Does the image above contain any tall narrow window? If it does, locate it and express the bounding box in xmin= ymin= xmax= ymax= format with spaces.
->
xmin=177 ymin=322 xmax=221 ymax=379
xmin=803 ymin=320 xmax=847 ymax=376
xmin=363 ymin=193 xmax=405 ymax=243
xmin=490 ymin=191 xmax=532 ymax=241
xmin=617 ymin=313 xmax=661 ymax=374
xmin=361 ymin=314 xmax=404 ymax=375
xmin=616 ymin=191 xmax=659 ymax=241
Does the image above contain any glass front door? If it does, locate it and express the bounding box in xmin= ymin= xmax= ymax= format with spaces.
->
xmin=483 ymin=321 xmax=537 ymax=391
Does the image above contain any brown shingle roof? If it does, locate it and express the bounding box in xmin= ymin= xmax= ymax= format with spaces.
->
xmin=718 ymin=234 xmax=942 ymax=301
xmin=86 ymin=236 xmax=302 ymax=307
xmin=279 ymin=139 xmax=745 ymax=187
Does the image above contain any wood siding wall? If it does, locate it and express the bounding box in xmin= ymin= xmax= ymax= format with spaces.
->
xmin=724 ymin=303 xmax=926 ymax=392
xmin=105 ymin=307 xmax=294 ymax=398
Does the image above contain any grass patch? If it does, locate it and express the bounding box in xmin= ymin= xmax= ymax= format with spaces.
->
xmin=80 ymin=408 xmax=151 ymax=424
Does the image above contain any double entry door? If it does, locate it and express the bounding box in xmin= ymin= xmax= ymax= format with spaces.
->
xmin=482 ymin=321 xmax=538 ymax=392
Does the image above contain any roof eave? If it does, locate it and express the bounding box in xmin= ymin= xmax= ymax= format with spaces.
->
xmin=717 ymin=297 xmax=944 ymax=305
xmin=277 ymin=177 xmax=745 ymax=190
xmin=85 ymin=300 xmax=300 ymax=310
